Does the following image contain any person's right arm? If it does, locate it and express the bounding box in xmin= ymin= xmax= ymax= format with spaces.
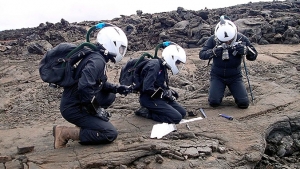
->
xmin=199 ymin=36 xmax=222 ymax=60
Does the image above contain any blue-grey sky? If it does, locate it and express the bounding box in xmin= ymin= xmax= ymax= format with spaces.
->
xmin=0 ymin=0 xmax=280 ymax=31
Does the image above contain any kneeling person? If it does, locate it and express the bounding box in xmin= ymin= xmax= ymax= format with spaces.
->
xmin=135 ymin=44 xmax=187 ymax=124
xmin=53 ymin=25 xmax=131 ymax=149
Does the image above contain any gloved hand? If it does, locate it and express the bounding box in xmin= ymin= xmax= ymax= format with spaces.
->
xmin=116 ymin=85 xmax=132 ymax=96
xmin=162 ymin=89 xmax=176 ymax=101
xmin=82 ymin=103 xmax=111 ymax=121
xmin=94 ymin=108 xmax=111 ymax=122
xmin=212 ymin=46 xmax=223 ymax=57
xmin=170 ymin=89 xmax=179 ymax=100
xmin=235 ymin=43 xmax=248 ymax=55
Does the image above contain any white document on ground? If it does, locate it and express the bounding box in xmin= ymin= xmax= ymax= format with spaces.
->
xmin=150 ymin=123 xmax=177 ymax=139
xmin=179 ymin=117 xmax=203 ymax=124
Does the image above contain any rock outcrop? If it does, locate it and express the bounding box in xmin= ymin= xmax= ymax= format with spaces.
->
xmin=0 ymin=1 xmax=300 ymax=55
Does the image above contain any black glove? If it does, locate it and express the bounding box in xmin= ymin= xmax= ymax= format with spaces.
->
xmin=116 ymin=85 xmax=132 ymax=95
xmin=170 ymin=89 xmax=179 ymax=100
xmin=82 ymin=103 xmax=111 ymax=121
xmin=235 ymin=44 xmax=248 ymax=55
xmin=212 ymin=46 xmax=223 ymax=57
xmin=162 ymin=90 xmax=176 ymax=101
xmin=94 ymin=107 xmax=111 ymax=122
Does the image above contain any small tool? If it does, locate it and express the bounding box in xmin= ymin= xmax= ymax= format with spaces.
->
xmin=219 ymin=114 xmax=233 ymax=120
xmin=186 ymin=123 xmax=191 ymax=130
xmin=199 ymin=108 xmax=207 ymax=118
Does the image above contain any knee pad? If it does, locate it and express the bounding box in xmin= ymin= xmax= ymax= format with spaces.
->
xmin=236 ymin=98 xmax=249 ymax=109
xmin=237 ymin=101 xmax=249 ymax=109
xmin=105 ymin=129 xmax=118 ymax=142
xmin=208 ymin=98 xmax=221 ymax=107
xmin=209 ymin=103 xmax=220 ymax=107
xmin=238 ymin=103 xmax=249 ymax=109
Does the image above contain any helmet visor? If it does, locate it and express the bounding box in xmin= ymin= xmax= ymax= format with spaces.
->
xmin=175 ymin=60 xmax=182 ymax=65
xmin=175 ymin=60 xmax=185 ymax=74
xmin=119 ymin=45 xmax=126 ymax=56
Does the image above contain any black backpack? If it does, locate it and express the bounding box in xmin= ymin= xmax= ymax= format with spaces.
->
xmin=39 ymin=22 xmax=122 ymax=88
xmin=119 ymin=53 xmax=154 ymax=92
xmin=39 ymin=43 xmax=93 ymax=88
xmin=119 ymin=41 xmax=180 ymax=92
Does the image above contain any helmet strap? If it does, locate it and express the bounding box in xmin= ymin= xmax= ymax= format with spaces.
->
xmin=96 ymin=43 xmax=116 ymax=63
xmin=100 ymin=55 xmax=116 ymax=63
xmin=214 ymin=36 xmax=222 ymax=46
xmin=161 ymin=58 xmax=171 ymax=70
xmin=160 ymin=58 xmax=170 ymax=87
xmin=108 ymin=56 xmax=116 ymax=63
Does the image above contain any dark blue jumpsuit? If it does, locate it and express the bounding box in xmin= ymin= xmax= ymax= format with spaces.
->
xmin=60 ymin=51 xmax=118 ymax=145
xmin=138 ymin=59 xmax=186 ymax=124
xmin=199 ymin=33 xmax=258 ymax=108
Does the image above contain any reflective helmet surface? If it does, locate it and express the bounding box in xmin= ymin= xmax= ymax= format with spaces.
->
xmin=214 ymin=16 xmax=237 ymax=46
xmin=96 ymin=26 xmax=128 ymax=63
xmin=162 ymin=44 xmax=186 ymax=75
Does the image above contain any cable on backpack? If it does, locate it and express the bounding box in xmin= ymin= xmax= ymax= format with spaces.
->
xmin=133 ymin=52 xmax=154 ymax=69
xmin=61 ymin=22 xmax=118 ymax=68
xmin=86 ymin=22 xmax=113 ymax=43
xmin=154 ymin=41 xmax=178 ymax=58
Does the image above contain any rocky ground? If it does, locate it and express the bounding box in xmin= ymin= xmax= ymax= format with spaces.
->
xmin=1 ymin=1 xmax=300 ymax=168
xmin=0 ymin=43 xmax=300 ymax=169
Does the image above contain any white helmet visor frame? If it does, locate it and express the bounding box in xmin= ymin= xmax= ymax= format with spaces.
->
xmin=162 ymin=44 xmax=186 ymax=75
xmin=214 ymin=20 xmax=237 ymax=46
xmin=96 ymin=26 xmax=128 ymax=63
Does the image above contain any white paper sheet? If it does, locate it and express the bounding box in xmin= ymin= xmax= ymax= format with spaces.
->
xmin=179 ymin=117 xmax=203 ymax=124
xmin=150 ymin=117 xmax=204 ymax=139
xmin=150 ymin=123 xmax=177 ymax=139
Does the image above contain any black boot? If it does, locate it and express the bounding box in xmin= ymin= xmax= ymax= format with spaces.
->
xmin=134 ymin=107 xmax=151 ymax=119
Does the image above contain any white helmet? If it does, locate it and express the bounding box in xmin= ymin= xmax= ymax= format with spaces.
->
xmin=162 ymin=44 xmax=186 ymax=75
xmin=214 ymin=16 xmax=237 ymax=46
xmin=96 ymin=25 xmax=128 ymax=63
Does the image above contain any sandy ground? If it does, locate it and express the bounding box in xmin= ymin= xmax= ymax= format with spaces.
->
xmin=0 ymin=44 xmax=300 ymax=168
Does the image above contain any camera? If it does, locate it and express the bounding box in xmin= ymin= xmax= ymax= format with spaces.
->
xmin=217 ymin=43 xmax=229 ymax=60
xmin=222 ymin=49 xmax=229 ymax=60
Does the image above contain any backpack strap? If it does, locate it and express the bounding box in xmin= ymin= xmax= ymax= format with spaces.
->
xmin=165 ymin=65 xmax=170 ymax=88
xmin=159 ymin=59 xmax=170 ymax=89
xmin=73 ymin=50 xmax=98 ymax=81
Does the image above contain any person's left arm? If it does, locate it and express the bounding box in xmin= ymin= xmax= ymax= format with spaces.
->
xmin=141 ymin=60 xmax=161 ymax=96
xmin=78 ymin=55 xmax=106 ymax=104
xmin=234 ymin=33 xmax=258 ymax=61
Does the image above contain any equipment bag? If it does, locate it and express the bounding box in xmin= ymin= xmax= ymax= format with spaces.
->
xmin=39 ymin=42 xmax=93 ymax=88
xmin=119 ymin=57 xmax=151 ymax=92
xmin=119 ymin=41 xmax=175 ymax=92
